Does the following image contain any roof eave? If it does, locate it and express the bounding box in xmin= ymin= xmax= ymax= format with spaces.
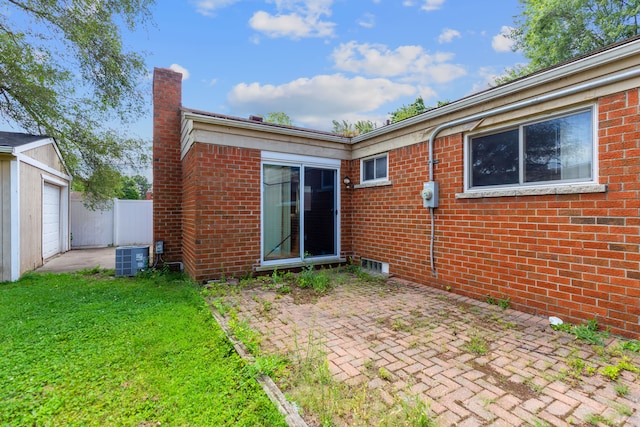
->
xmin=183 ymin=111 xmax=351 ymax=144
xmin=353 ymin=37 xmax=640 ymax=142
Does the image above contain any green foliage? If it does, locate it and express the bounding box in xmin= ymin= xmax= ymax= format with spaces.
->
xmin=265 ymin=112 xmax=293 ymax=126
xmin=118 ymin=175 xmax=141 ymax=199
xmin=331 ymin=119 xmax=377 ymax=136
xmin=497 ymin=296 xmax=511 ymax=310
xmin=380 ymin=396 xmax=437 ymax=427
xmin=0 ymin=0 xmax=153 ymax=207
xmin=114 ymin=174 xmax=151 ymax=200
xmin=600 ymin=357 xmax=639 ymax=381
xmin=464 ymin=332 xmax=489 ymax=355
xmin=389 ymin=97 xmax=427 ymax=123
xmin=551 ymin=319 xmax=609 ymax=346
xmin=506 ymin=0 xmax=640 ymax=80
xmin=378 ymin=367 xmax=392 ymax=381
xmin=614 ymin=382 xmax=629 ymax=396
xmin=0 ymin=272 xmax=286 ymax=426
xmin=619 ymin=339 xmax=640 ymax=352
xmin=296 ymin=265 xmax=331 ymax=294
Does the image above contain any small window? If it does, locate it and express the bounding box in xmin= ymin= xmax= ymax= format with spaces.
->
xmin=361 ymin=154 xmax=388 ymax=182
xmin=469 ymin=109 xmax=593 ymax=189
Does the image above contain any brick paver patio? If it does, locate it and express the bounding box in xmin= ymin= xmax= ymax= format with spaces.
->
xmin=214 ymin=276 xmax=640 ymax=426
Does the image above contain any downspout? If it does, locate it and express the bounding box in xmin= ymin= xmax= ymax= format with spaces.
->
xmin=426 ymin=67 xmax=640 ymax=274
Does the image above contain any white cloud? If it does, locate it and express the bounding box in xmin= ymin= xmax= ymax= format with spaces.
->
xmin=249 ymin=0 xmax=336 ymax=39
xmin=357 ymin=13 xmax=375 ymax=28
xmin=403 ymin=1 xmax=415 ymax=6
xmin=331 ymin=41 xmax=466 ymax=84
xmin=193 ymin=0 xmax=239 ymax=16
xmin=227 ymin=74 xmax=416 ymax=128
xmin=492 ymin=25 xmax=515 ymax=52
xmin=438 ymin=28 xmax=460 ymax=44
xmin=169 ymin=64 xmax=190 ymax=80
xmin=421 ymin=0 xmax=445 ymax=11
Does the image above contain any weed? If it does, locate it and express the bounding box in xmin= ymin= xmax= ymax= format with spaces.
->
xmin=498 ymin=296 xmax=511 ymax=310
xmin=297 ymin=265 xmax=332 ymax=294
xmin=378 ymin=367 xmax=393 ymax=381
xmin=380 ymin=396 xmax=437 ymax=427
xmin=530 ymin=418 xmax=550 ymax=427
xmin=211 ymin=298 xmax=231 ymax=316
xmin=524 ymin=377 xmax=544 ymax=393
xmin=486 ymin=295 xmax=496 ymax=305
xmin=551 ymin=319 xmax=609 ymax=346
xmin=613 ymin=382 xmax=629 ymax=396
xmin=619 ymin=339 xmax=640 ymax=353
xmin=391 ymin=318 xmax=411 ymax=332
xmin=600 ymin=357 xmax=639 ymax=381
xmin=584 ymin=413 xmax=616 ymax=426
xmin=464 ymin=332 xmax=489 ymax=355
xmin=277 ymin=284 xmax=291 ymax=294
xmin=567 ymin=357 xmax=586 ymax=378
xmin=227 ymin=311 xmax=262 ymax=355
xmin=614 ymin=402 xmax=632 ymax=416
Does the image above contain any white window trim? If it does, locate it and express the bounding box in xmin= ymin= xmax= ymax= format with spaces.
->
xmin=360 ymin=153 xmax=388 ymax=183
xmin=260 ymin=151 xmax=341 ymax=267
xmin=463 ymin=106 xmax=598 ymax=194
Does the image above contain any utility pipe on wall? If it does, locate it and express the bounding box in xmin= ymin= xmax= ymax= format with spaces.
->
xmin=425 ymin=67 xmax=640 ymax=275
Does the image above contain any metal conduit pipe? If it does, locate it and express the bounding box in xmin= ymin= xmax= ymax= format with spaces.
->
xmin=426 ymin=67 xmax=640 ymax=274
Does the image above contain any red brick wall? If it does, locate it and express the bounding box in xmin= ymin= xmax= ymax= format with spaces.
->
xmin=182 ymin=143 xmax=261 ymax=282
xmin=350 ymin=89 xmax=640 ymax=337
xmin=153 ymin=68 xmax=183 ymax=262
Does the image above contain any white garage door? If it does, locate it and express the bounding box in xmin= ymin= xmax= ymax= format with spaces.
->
xmin=42 ymin=183 xmax=61 ymax=259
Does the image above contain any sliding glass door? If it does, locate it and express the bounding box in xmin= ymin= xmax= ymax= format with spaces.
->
xmin=262 ymin=157 xmax=338 ymax=265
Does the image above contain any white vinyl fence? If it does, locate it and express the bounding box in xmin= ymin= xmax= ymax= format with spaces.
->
xmin=71 ymin=198 xmax=152 ymax=248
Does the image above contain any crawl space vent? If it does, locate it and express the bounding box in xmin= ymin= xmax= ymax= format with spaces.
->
xmin=361 ymin=258 xmax=389 ymax=275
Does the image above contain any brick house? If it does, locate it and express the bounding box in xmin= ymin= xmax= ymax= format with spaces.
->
xmin=153 ymin=37 xmax=640 ymax=337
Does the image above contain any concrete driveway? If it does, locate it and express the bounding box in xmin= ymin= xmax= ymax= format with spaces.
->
xmin=37 ymin=247 xmax=116 ymax=273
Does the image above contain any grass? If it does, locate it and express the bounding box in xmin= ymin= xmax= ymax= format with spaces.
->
xmin=0 ymin=271 xmax=286 ymax=427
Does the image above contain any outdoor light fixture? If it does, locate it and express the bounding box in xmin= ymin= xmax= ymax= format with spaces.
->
xmin=343 ymin=176 xmax=352 ymax=188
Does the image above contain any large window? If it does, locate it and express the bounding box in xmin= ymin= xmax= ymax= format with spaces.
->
xmin=361 ymin=154 xmax=388 ymax=182
xmin=468 ymin=109 xmax=594 ymax=189
xmin=262 ymin=153 xmax=340 ymax=265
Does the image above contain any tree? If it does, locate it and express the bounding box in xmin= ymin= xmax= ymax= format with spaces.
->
xmin=388 ymin=97 xmax=449 ymax=123
xmin=265 ymin=112 xmax=293 ymax=126
xmin=0 ymin=0 xmax=154 ymax=207
xmin=132 ymin=174 xmax=152 ymax=199
xmin=506 ymin=0 xmax=640 ymax=78
xmin=389 ymin=97 xmax=427 ymax=124
xmin=118 ymin=176 xmax=141 ymax=200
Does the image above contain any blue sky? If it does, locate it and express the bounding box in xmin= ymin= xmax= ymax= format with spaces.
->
xmin=128 ymin=0 xmax=527 ymax=134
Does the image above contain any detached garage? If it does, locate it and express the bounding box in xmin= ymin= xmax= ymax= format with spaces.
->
xmin=0 ymin=132 xmax=71 ymax=282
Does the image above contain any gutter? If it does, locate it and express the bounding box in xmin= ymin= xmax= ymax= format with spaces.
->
xmin=354 ymin=36 xmax=640 ymax=144
xmin=182 ymin=111 xmax=350 ymax=145
xmin=0 ymin=146 xmax=14 ymax=154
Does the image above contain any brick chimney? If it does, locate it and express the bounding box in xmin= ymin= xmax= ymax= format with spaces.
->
xmin=152 ymin=68 xmax=183 ymax=262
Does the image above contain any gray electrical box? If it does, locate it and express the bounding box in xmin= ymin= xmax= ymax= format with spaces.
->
xmin=422 ymin=181 xmax=439 ymax=208
xmin=115 ymin=246 xmax=149 ymax=277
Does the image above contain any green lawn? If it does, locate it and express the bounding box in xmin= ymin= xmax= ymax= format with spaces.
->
xmin=0 ymin=271 xmax=286 ymax=426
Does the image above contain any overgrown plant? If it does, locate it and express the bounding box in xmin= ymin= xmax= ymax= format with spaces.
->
xmin=551 ymin=319 xmax=609 ymax=346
